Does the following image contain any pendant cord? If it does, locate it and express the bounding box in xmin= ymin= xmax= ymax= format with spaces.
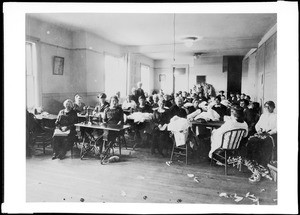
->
xmin=173 ymin=13 xmax=176 ymax=62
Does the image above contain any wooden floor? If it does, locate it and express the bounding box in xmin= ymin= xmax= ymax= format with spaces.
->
xmin=26 ymin=145 xmax=277 ymax=204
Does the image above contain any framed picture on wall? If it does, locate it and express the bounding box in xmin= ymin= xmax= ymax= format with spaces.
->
xmin=53 ymin=56 xmax=64 ymax=75
xmin=159 ymin=74 xmax=166 ymax=82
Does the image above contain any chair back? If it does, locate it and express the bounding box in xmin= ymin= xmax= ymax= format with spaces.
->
xmin=220 ymin=129 xmax=246 ymax=150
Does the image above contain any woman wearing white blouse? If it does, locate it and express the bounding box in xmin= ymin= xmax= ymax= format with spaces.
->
xmin=246 ymin=101 xmax=277 ymax=166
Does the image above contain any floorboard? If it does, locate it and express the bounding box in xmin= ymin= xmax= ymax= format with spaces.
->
xmin=26 ymin=146 xmax=277 ymax=204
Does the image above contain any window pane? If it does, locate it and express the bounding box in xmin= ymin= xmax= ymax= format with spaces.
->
xmin=105 ymin=55 xmax=127 ymax=98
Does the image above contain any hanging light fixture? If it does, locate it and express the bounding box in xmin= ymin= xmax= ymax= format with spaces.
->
xmin=182 ymin=36 xmax=200 ymax=48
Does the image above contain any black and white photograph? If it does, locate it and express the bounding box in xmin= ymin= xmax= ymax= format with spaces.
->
xmin=3 ymin=2 xmax=299 ymax=214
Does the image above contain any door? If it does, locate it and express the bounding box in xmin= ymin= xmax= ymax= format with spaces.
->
xmin=173 ymin=65 xmax=189 ymax=93
xmin=196 ymin=75 xmax=206 ymax=85
xmin=226 ymin=56 xmax=243 ymax=97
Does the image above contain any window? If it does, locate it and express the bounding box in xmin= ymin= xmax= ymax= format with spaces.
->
xmin=140 ymin=64 xmax=150 ymax=94
xmin=104 ymin=54 xmax=127 ymax=99
xmin=26 ymin=42 xmax=38 ymax=110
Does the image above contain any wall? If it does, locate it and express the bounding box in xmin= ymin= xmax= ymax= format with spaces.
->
xmin=191 ymin=56 xmax=227 ymax=93
xmin=26 ymin=17 xmax=79 ymax=113
xmin=26 ymin=16 xmax=125 ymax=113
xmin=153 ymin=56 xmax=226 ymax=95
xmin=242 ymin=29 xmax=277 ymax=109
xmin=242 ymin=51 xmax=258 ymax=101
xmin=128 ymin=53 xmax=155 ymax=95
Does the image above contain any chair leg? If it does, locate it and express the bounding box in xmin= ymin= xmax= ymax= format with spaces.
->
xmin=43 ymin=143 xmax=46 ymax=154
xmin=185 ymin=144 xmax=188 ymax=165
xmin=224 ymin=150 xmax=227 ymax=175
xmin=122 ymin=134 xmax=127 ymax=149
xmin=170 ymin=141 xmax=176 ymax=162
xmin=118 ymin=137 xmax=121 ymax=156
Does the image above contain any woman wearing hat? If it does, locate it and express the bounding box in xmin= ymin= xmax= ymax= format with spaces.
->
xmin=93 ymin=93 xmax=109 ymax=118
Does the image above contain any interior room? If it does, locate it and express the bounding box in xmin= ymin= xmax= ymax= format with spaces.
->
xmin=25 ymin=12 xmax=279 ymax=205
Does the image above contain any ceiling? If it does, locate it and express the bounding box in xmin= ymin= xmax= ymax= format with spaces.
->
xmin=27 ymin=13 xmax=277 ymax=60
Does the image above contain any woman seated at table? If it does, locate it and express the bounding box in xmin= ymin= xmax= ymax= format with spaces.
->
xmin=187 ymin=99 xmax=201 ymax=114
xmin=93 ymin=93 xmax=109 ymax=120
xmin=133 ymin=95 xmax=153 ymax=147
xmin=211 ymin=96 xmax=228 ymax=121
xmin=73 ymin=94 xmax=87 ymax=115
xmin=52 ymin=99 xmax=78 ymax=160
xmin=135 ymin=95 xmax=153 ymax=113
xmin=122 ymin=95 xmax=137 ymax=115
xmin=102 ymin=96 xmax=124 ymax=145
xmin=151 ymin=94 xmax=160 ymax=109
xmin=169 ymin=96 xmax=188 ymax=119
xmin=208 ymin=105 xmax=248 ymax=159
xmin=151 ymin=99 xmax=172 ymax=156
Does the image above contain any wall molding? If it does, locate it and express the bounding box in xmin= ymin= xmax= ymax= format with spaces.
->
xmin=26 ymin=35 xmax=106 ymax=55
xmin=243 ymin=48 xmax=257 ymax=60
xmin=258 ymin=24 xmax=277 ymax=48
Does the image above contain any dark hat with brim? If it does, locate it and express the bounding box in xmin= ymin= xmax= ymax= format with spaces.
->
xmin=97 ymin=93 xmax=107 ymax=99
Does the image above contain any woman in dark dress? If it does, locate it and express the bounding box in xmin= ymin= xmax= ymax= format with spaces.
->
xmin=52 ymin=99 xmax=78 ymax=160
xmin=151 ymin=99 xmax=172 ymax=156
xmin=73 ymin=94 xmax=87 ymax=115
xmin=102 ymin=96 xmax=124 ymax=143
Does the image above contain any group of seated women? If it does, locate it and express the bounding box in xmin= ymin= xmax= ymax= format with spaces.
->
xmin=49 ymin=84 xmax=277 ymax=183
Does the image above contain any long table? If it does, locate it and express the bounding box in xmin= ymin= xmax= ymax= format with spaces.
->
xmin=191 ymin=120 xmax=225 ymax=128
xmin=75 ymin=122 xmax=130 ymax=163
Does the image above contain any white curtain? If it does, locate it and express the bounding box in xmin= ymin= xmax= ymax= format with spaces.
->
xmin=141 ymin=64 xmax=150 ymax=94
xmin=26 ymin=42 xmax=38 ymax=111
xmin=104 ymin=54 xmax=127 ymax=99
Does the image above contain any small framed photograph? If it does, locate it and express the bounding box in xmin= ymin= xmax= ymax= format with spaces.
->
xmin=53 ymin=56 xmax=64 ymax=75
xmin=159 ymin=74 xmax=166 ymax=82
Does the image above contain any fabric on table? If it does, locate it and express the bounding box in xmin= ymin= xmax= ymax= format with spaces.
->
xmin=194 ymin=108 xmax=220 ymax=121
xmin=127 ymin=112 xmax=153 ymax=123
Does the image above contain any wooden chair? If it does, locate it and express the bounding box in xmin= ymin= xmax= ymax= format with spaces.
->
xmin=169 ymin=128 xmax=197 ymax=165
xmin=31 ymin=125 xmax=54 ymax=154
xmin=210 ymin=128 xmax=246 ymax=175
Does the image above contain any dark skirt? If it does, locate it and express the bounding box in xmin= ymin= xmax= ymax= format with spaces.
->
xmin=246 ymin=134 xmax=277 ymax=166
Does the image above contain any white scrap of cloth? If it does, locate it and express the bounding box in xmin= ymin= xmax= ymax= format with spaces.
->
xmin=173 ymin=130 xmax=189 ymax=147
xmin=167 ymin=116 xmax=191 ymax=132
xmin=167 ymin=116 xmax=191 ymax=147
xmin=127 ymin=112 xmax=153 ymax=123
